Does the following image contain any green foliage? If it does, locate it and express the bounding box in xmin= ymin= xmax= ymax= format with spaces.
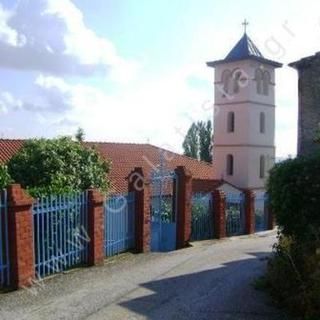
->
xmin=192 ymin=201 xmax=208 ymax=220
xmin=198 ymin=120 xmax=213 ymax=163
xmin=183 ymin=123 xmax=199 ymax=159
xmin=8 ymin=137 xmax=110 ymax=197
xmin=266 ymin=153 xmax=320 ymax=319
xmin=182 ymin=120 xmax=213 ymax=163
xmin=267 ymin=153 xmax=320 ymax=242
xmin=0 ymin=165 xmax=12 ymax=190
xmin=75 ymin=127 xmax=85 ymax=142
xmin=265 ymin=235 xmax=320 ymax=319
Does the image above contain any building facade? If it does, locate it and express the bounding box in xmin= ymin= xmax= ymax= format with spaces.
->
xmin=207 ymin=32 xmax=282 ymax=190
xmin=290 ymin=52 xmax=320 ymax=156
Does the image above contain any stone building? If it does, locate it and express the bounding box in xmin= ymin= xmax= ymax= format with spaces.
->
xmin=207 ymin=31 xmax=282 ymax=190
xmin=289 ymin=52 xmax=320 ymax=156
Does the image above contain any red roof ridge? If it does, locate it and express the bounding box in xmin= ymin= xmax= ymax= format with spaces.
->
xmin=145 ymin=143 xmax=213 ymax=168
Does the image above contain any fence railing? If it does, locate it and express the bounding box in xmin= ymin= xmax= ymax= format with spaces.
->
xmin=191 ymin=193 xmax=214 ymax=241
xmin=0 ymin=189 xmax=10 ymax=287
xmin=255 ymin=193 xmax=269 ymax=232
xmin=226 ymin=193 xmax=245 ymax=236
xmin=33 ymin=192 xmax=89 ymax=278
xmin=105 ymin=192 xmax=135 ymax=257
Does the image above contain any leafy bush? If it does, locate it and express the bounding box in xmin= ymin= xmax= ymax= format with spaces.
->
xmin=0 ymin=165 xmax=12 ymax=190
xmin=8 ymin=137 xmax=110 ymax=197
xmin=266 ymin=235 xmax=320 ymax=319
xmin=267 ymin=153 xmax=320 ymax=242
xmin=266 ymin=153 xmax=320 ymax=319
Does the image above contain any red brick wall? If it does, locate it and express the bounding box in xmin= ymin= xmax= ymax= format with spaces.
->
xmin=87 ymin=189 xmax=105 ymax=266
xmin=192 ymin=179 xmax=219 ymax=193
xmin=175 ymin=166 xmax=192 ymax=249
xmin=128 ymin=167 xmax=151 ymax=253
xmin=213 ymin=189 xmax=226 ymax=239
xmin=244 ymin=190 xmax=255 ymax=234
xmin=7 ymin=184 xmax=35 ymax=289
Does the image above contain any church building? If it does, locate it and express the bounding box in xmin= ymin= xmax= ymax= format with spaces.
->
xmin=207 ymin=26 xmax=282 ymax=191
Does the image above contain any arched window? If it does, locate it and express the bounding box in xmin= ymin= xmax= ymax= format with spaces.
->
xmin=260 ymin=155 xmax=266 ymax=178
xmin=233 ymin=71 xmax=242 ymax=94
xmin=260 ymin=112 xmax=265 ymax=133
xmin=221 ymin=70 xmax=232 ymax=95
xmin=255 ymin=69 xmax=263 ymax=94
xmin=226 ymin=154 xmax=234 ymax=176
xmin=263 ymin=71 xmax=270 ymax=95
xmin=227 ymin=111 xmax=235 ymax=132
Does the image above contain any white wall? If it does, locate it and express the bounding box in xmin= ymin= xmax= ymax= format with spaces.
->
xmin=212 ymin=59 xmax=277 ymax=190
xmin=213 ymin=146 xmax=275 ymax=189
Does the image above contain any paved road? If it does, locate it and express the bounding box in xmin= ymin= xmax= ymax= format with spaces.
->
xmin=0 ymin=233 xmax=288 ymax=320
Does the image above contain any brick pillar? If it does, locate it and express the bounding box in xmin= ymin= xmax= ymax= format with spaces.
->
xmin=87 ymin=189 xmax=105 ymax=266
xmin=7 ymin=184 xmax=34 ymax=289
xmin=267 ymin=203 xmax=276 ymax=230
xmin=174 ymin=166 xmax=192 ymax=249
xmin=128 ymin=167 xmax=151 ymax=253
xmin=212 ymin=189 xmax=226 ymax=239
xmin=244 ymin=190 xmax=255 ymax=234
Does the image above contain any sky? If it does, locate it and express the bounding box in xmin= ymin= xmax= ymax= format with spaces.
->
xmin=0 ymin=0 xmax=319 ymax=157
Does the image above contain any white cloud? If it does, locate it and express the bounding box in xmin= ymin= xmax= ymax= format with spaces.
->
xmin=0 ymin=91 xmax=23 ymax=114
xmin=0 ymin=0 xmax=137 ymax=80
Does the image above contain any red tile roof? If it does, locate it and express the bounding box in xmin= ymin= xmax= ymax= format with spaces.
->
xmin=0 ymin=139 xmax=214 ymax=193
xmin=0 ymin=139 xmax=25 ymax=164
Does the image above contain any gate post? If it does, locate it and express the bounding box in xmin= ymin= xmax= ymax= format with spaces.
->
xmin=128 ymin=167 xmax=151 ymax=253
xmin=174 ymin=166 xmax=192 ymax=249
xmin=7 ymin=184 xmax=35 ymax=289
xmin=244 ymin=190 xmax=255 ymax=234
xmin=212 ymin=189 xmax=226 ymax=239
xmin=267 ymin=200 xmax=276 ymax=230
xmin=87 ymin=189 xmax=105 ymax=266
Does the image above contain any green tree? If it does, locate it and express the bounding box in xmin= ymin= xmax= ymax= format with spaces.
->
xmin=8 ymin=137 xmax=110 ymax=197
xmin=0 ymin=165 xmax=12 ymax=190
xmin=198 ymin=120 xmax=213 ymax=163
xmin=182 ymin=120 xmax=213 ymax=163
xmin=75 ymin=127 xmax=85 ymax=142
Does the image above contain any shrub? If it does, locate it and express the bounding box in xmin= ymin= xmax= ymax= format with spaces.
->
xmin=266 ymin=235 xmax=320 ymax=319
xmin=266 ymin=153 xmax=320 ymax=319
xmin=267 ymin=153 xmax=320 ymax=242
xmin=0 ymin=165 xmax=12 ymax=190
xmin=8 ymin=137 xmax=110 ymax=197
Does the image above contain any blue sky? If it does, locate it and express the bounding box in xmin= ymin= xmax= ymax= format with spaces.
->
xmin=0 ymin=0 xmax=320 ymax=157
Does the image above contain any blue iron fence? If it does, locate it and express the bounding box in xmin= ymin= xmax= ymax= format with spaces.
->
xmin=0 ymin=190 xmax=10 ymax=287
xmin=150 ymin=170 xmax=177 ymax=252
xmin=105 ymin=192 xmax=135 ymax=257
xmin=255 ymin=193 xmax=269 ymax=232
xmin=226 ymin=193 xmax=245 ymax=236
xmin=191 ymin=193 xmax=214 ymax=241
xmin=33 ymin=192 xmax=89 ymax=278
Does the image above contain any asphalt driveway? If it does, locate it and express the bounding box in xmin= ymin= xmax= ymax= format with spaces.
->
xmin=0 ymin=232 xmax=288 ymax=320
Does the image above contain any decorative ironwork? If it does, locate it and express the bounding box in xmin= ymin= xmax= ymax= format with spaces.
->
xmin=150 ymin=151 xmax=177 ymax=251
xmin=226 ymin=193 xmax=245 ymax=236
xmin=33 ymin=192 xmax=89 ymax=278
xmin=105 ymin=192 xmax=135 ymax=257
xmin=191 ymin=193 xmax=214 ymax=241
xmin=255 ymin=193 xmax=269 ymax=232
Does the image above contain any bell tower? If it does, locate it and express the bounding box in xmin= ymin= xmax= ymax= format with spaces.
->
xmin=207 ymin=24 xmax=282 ymax=190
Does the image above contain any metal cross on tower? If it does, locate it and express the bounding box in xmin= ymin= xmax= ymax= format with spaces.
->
xmin=242 ymin=19 xmax=249 ymax=33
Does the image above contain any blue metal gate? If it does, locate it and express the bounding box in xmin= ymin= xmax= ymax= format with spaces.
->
xmin=255 ymin=193 xmax=269 ymax=232
xmin=0 ymin=189 xmax=10 ymax=287
xmin=191 ymin=193 xmax=214 ymax=241
xmin=105 ymin=192 xmax=135 ymax=257
xmin=33 ymin=192 xmax=89 ymax=278
xmin=150 ymin=168 xmax=177 ymax=252
xmin=226 ymin=193 xmax=245 ymax=236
